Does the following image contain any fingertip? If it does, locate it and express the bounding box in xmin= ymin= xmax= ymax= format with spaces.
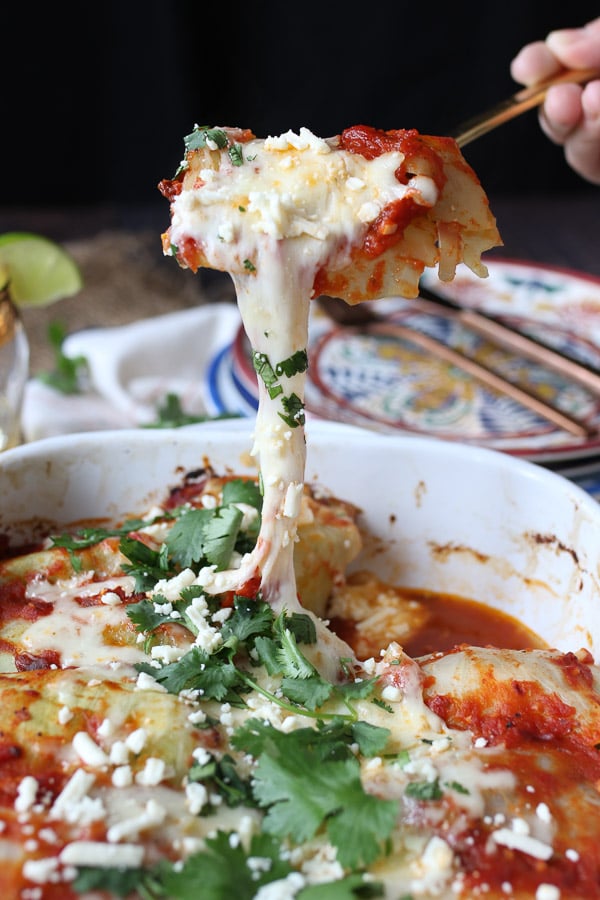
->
xmin=581 ymin=80 xmax=600 ymax=120
xmin=510 ymin=42 xmax=560 ymax=86
xmin=544 ymin=83 xmax=584 ymax=130
xmin=547 ymin=23 xmax=600 ymax=68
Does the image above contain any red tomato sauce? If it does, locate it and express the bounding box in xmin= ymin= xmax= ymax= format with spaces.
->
xmin=329 ymin=587 xmax=546 ymax=660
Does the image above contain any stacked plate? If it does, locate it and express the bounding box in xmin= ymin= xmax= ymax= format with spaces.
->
xmin=205 ymin=259 xmax=600 ymax=501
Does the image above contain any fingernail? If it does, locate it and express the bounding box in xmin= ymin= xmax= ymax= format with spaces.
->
xmin=547 ymin=28 xmax=583 ymax=51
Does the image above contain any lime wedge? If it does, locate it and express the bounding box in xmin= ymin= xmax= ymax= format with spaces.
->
xmin=0 ymin=232 xmax=82 ymax=307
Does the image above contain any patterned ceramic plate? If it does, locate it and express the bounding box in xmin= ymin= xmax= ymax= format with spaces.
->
xmin=306 ymin=259 xmax=600 ymax=463
xmin=220 ymin=259 xmax=600 ymax=466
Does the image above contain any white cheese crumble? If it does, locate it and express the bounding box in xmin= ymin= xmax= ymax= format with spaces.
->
xmin=22 ymin=857 xmax=60 ymax=885
xmin=125 ymin=728 xmax=147 ymax=754
xmin=135 ymin=670 xmax=169 ymax=692
xmin=106 ymin=798 xmax=166 ymax=843
xmin=135 ymin=757 xmax=167 ymax=786
xmin=59 ymin=841 xmax=145 ymax=868
xmin=151 ymin=568 xmax=197 ymax=601
xmin=536 ymin=886 xmax=561 ymax=900
xmin=49 ymin=769 xmax=104 ymax=825
xmin=185 ymin=781 xmax=208 ymax=815
xmin=14 ymin=776 xmax=39 ymax=813
xmin=491 ymin=827 xmax=553 ymax=861
xmin=72 ymin=731 xmax=109 ymax=768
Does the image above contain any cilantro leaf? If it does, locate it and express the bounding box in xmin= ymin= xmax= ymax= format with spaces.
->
xmin=350 ymin=720 xmax=391 ymax=757
xmin=404 ymin=778 xmax=443 ymax=801
xmin=327 ymin=789 xmax=399 ymax=870
xmin=184 ymin=125 xmax=229 ymax=152
xmin=72 ymin=866 xmax=156 ymax=897
xmin=126 ymin=598 xmax=168 ymax=633
xmin=299 ymin=875 xmax=385 ymax=899
xmin=230 ymin=717 xmax=279 ymax=757
xmin=281 ymin=674 xmax=333 ymax=710
xmin=253 ymin=635 xmax=282 ymax=674
xmin=253 ymin=352 xmax=280 ymax=393
xmin=37 ymin=320 xmax=89 ymax=395
xmin=279 ymin=392 xmax=306 ymax=428
xmin=137 ymin=647 xmax=211 ymax=693
xmin=275 ymin=349 xmax=309 ymax=378
xmin=228 ymin=143 xmax=244 ymax=166
xmin=165 ymin=505 xmax=243 ymax=571
xmin=257 ymin=751 xmax=398 ymax=868
xmin=221 ymin=596 xmax=274 ymax=645
xmin=335 ymin=678 xmax=377 ymax=703
xmin=50 ymin=517 xmax=160 ymax=552
xmin=137 ymin=648 xmax=246 ymax=704
xmin=120 ymin=536 xmax=172 ymax=590
xmin=188 ymin=752 xmax=255 ymax=808
xmin=202 ymin=506 xmax=244 ymax=569
xmin=245 ymin=726 xmax=399 ymax=868
xmin=165 ymin=507 xmax=215 ymax=569
xmin=445 ymin=780 xmax=469 ymax=795
xmin=238 ymin=719 xmax=387 ymax=763
xmin=221 ymin=478 xmax=262 ymax=510
xmin=74 ymin=831 xmax=296 ymax=900
xmin=252 ymin=611 xmax=316 ymax=676
xmin=146 ymin=392 xmax=239 ymax=428
xmin=276 ymin=624 xmax=317 ymax=679
xmin=160 ymin=831 xmax=293 ymax=899
xmin=282 ymin=611 xmax=317 ymax=645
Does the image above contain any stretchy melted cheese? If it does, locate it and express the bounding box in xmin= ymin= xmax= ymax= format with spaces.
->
xmin=159 ymin=125 xmax=501 ymax=643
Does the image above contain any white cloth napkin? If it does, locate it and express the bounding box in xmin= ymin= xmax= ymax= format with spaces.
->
xmin=22 ymin=304 xmax=242 ymax=442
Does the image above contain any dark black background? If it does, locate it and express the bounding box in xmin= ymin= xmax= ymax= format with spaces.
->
xmin=3 ymin=1 xmax=599 ymax=215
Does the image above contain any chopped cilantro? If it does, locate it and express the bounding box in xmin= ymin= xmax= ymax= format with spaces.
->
xmin=275 ymin=349 xmax=309 ymax=378
xmin=253 ymin=352 xmax=283 ymax=399
xmin=188 ymin=752 xmax=255 ymax=809
xmin=37 ymin=320 xmax=89 ymax=395
xmin=371 ymin=697 xmax=394 ymax=714
xmin=300 ymin=876 xmax=385 ymax=898
xmin=72 ymin=866 xmax=157 ymax=897
xmin=146 ymin=393 xmax=240 ymax=429
xmin=137 ymin=646 xmax=243 ymax=702
xmin=228 ymin=143 xmax=244 ymax=166
xmin=184 ymin=125 xmax=229 ymax=152
xmin=404 ymin=777 xmax=443 ymax=801
xmin=119 ymin=535 xmax=172 ymax=591
xmin=445 ymin=779 xmax=469 ymax=795
xmin=280 ymin=391 xmax=306 ymax=427
xmin=252 ymin=350 xmax=307 ymax=427
xmin=221 ymin=596 xmax=274 ymax=644
xmin=126 ymin=598 xmax=171 ymax=634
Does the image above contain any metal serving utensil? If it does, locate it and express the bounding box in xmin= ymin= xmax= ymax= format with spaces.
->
xmin=452 ymin=66 xmax=600 ymax=147
xmin=317 ymin=296 xmax=597 ymax=439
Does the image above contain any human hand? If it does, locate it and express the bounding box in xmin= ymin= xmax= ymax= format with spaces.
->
xmin=510 ymin=17 xmax=600 ymax=184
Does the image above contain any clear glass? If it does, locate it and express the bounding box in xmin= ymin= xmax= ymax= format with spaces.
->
xmin=0 ymin=292 xmax=29 ymax=451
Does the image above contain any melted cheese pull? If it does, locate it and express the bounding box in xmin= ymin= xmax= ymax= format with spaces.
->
xmin=160 ymin=124 xmax=501 ymax=651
